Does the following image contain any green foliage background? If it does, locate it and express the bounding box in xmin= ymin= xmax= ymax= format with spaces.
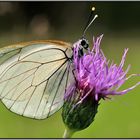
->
xmin=0 ymin=1 xmax=140 ymax=138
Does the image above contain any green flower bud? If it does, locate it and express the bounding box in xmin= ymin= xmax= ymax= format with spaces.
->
xmin=62 ymin=89 xmax=99 ymax=132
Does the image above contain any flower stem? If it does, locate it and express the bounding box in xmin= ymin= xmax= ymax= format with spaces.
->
xmin=63 ymin=127 xmax=75 ymax=138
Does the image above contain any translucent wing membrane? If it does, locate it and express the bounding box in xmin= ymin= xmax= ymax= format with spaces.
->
xmin=0 ymin=41 xmax=74 ymax=119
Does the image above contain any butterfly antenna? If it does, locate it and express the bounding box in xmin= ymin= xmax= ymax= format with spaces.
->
xmin=82 ymin=7 xmax=98 ymax=38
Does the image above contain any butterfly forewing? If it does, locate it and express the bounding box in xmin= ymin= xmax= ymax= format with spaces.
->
xmin=0 ymin=40 xmax=74 ymax=119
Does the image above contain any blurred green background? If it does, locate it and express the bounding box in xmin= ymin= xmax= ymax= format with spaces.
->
xmin=0 ymin=1 xmax=140 ymax=138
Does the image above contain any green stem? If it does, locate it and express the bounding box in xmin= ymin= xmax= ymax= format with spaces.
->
xmin=63 ymin=127 xmax=75 ymax=138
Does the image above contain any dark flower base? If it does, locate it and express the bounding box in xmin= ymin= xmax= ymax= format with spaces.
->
xmin=62 ymin=91 xmax=99 ymax=131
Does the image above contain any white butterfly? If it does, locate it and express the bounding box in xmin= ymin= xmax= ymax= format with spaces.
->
xmin=0 ymin=10 xmax=97 ymax=120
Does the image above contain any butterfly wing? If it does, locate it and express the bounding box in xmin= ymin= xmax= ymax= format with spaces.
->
xmin=0 ymin=40 xmax=75 ymax=119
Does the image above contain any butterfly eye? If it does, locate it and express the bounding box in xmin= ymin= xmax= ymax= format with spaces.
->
xmin=80 ymin=39 xmax=89 ymax=49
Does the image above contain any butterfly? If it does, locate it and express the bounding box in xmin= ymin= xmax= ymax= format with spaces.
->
xmin=0 ymin=7 xmax=97 ymax=119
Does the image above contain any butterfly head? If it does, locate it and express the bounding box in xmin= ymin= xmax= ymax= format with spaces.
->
xmin=71 ymin=7 xmax=98 ymax=59
xmin=80 ymin=38 xmax=89 ymax=50
xmin=77 ymin=7 xmax=98 ymax=57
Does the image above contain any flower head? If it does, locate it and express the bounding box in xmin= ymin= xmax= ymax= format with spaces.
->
xmin=66 ymin=34 xmax=140 ymax=102
xmin=62 ymin=34 xmax=140 ymax=133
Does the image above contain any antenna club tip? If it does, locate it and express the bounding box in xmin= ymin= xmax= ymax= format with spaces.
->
xmin=92 ymin=7 xmax=95 ymax=11
xmin=95 ymin=14 xmax=98 ymax=18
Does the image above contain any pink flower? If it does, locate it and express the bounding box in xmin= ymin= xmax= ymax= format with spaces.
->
xmin=65 ymin=35 xmax=140 ymax=103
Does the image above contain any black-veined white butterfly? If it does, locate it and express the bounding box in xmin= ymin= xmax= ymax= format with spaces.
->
xmin=0 ymin=7 xmax=97 ymax=119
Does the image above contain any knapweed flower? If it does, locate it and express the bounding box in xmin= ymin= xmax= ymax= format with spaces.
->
xmin=73 ymin=34 xmax=140 ymax=100
xmin=62 ymin=35 xmax=140 ymax=137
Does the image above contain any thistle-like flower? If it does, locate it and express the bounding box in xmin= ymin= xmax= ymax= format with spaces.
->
xmin=73 ymin=35 xmax=140 ymax=100
xmin=62 ymin=35 xmax=140 ymax=138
